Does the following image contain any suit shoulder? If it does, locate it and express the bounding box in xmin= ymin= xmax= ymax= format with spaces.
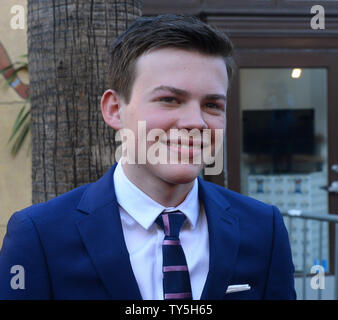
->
xmin=14 ymin=183 xmax=90 ymax=223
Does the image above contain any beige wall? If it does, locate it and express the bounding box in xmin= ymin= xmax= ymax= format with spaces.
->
xmin=0 ymin=0 xmax=31 ymax=248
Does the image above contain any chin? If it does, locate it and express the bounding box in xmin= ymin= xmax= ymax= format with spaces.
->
xmin=154 ymin=163 xmax=204 ymax=185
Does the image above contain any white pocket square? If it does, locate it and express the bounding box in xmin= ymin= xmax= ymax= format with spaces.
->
xmin=226 ymin=284 xmax=251 ymax=294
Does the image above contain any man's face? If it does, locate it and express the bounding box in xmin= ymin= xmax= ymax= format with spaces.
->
xmin=111 ymin=47 xmax=228 ymax=185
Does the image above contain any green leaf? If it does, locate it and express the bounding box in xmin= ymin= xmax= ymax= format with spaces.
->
xmin=11 ymin=121 xmax=30 ymax=157
xmin=16 ymin=62 xmax=28 ymax=68
xmin=3 ymin=73 xmax=16 ymax=88
xmin=2 ymin=53 xmax=31 ymax=157
xmin=2 ymin=67 xmax=28 ymax=88
xmin=12 ymin=65 xmax=27 ymax=73
xmin=10 ymin=105 xmax=26 ymax=135
xmin=8 ymin=107 xmax=30 ymax=144
xmin=0 ymin=65 xmax=14 ymax=74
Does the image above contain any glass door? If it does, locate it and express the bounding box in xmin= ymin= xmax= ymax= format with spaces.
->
xmin=239 ymin=67 xmax=329 ymax=273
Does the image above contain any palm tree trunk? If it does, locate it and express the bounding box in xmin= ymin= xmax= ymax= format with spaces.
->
xmin=27 ymin=0 xmax=141 ymax=203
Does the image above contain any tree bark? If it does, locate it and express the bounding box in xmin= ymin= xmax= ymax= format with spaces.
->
xmin=27 ymin=0 xmax=142 ymax=203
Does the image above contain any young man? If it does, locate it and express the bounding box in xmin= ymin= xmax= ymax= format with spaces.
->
xmin=0 ymin=14 xmax=296 ymax=300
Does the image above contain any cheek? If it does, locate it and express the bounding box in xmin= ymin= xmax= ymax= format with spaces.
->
xmin=123 ymin=106 xmax=144 ymax=132
xmin=204 ymin=116 xmax=226 ymax=146
xmin=205 ymin=114 xmax=226 ymax=131
xmin=145 ymin=112 xmax=177 ymax=132
xmin=130 ymin=110 xmax=177 ymax=145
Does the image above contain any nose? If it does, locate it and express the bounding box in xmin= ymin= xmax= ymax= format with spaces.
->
xmin=176 ymin=102 xmax=208 ymax=130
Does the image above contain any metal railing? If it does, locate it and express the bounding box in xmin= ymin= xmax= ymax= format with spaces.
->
xmin=282 ymin=211 xmax=338 ymax=300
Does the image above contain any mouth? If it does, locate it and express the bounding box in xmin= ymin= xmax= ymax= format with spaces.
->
xmin=164 ymin=138 xmax=213 ymax=161
xmin=166 ymin=138 xmax=208 ymax=150
xmin=151 ymin=138 xmax=213 ymax=164
xmin=167 ymin=142 xmax=202 ymax=150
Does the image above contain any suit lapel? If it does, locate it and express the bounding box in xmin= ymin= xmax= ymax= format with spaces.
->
xmin=76 ymin=164 xmax=142 ymax=300
xmin=198 ymin=178 xmax=240 ymax=300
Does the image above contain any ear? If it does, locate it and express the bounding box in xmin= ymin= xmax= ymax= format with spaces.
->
xmin=101 ymin=89 xmax=124 ymax=130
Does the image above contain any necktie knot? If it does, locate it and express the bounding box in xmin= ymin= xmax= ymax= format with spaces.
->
xmin=156 ymin=210 xmax=187 ymax=238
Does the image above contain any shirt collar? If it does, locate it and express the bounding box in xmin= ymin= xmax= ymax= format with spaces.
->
xmin=113 ymin=160 xmax=200 ymax=230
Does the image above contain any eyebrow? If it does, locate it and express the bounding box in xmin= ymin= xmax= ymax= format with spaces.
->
xmin=150 ymin=85 xmax=227 ymax=102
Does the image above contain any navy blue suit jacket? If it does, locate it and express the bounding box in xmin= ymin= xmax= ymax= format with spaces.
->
xmin=0 ymin=163 xmax=296 ymax=299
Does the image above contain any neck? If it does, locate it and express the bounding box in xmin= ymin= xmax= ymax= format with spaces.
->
xmin=121 ymin=163 xmax=195 ymax=207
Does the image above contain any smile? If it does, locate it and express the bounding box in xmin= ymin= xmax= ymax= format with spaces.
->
xmin=166 ymin=141 xmax=205 ymax=150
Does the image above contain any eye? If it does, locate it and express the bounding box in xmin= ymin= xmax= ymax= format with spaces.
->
xmin=205 ymin=102 xmax=223 ymax=110
xmin=159 ymin=96 xmax=180 ymax=104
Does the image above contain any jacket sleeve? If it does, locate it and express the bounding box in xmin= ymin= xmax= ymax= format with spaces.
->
xmin=0 ymin=211 xmax=52 ymax=299
xmin=263 ymin=205 xmax=297 ymax=299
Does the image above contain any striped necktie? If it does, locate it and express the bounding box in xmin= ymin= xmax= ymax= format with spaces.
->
xmin=156 ymin=210 xmax=193 ymax=300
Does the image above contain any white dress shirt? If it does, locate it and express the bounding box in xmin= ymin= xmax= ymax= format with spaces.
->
xmin=113 ymin=160 xmax=210 ymax=300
